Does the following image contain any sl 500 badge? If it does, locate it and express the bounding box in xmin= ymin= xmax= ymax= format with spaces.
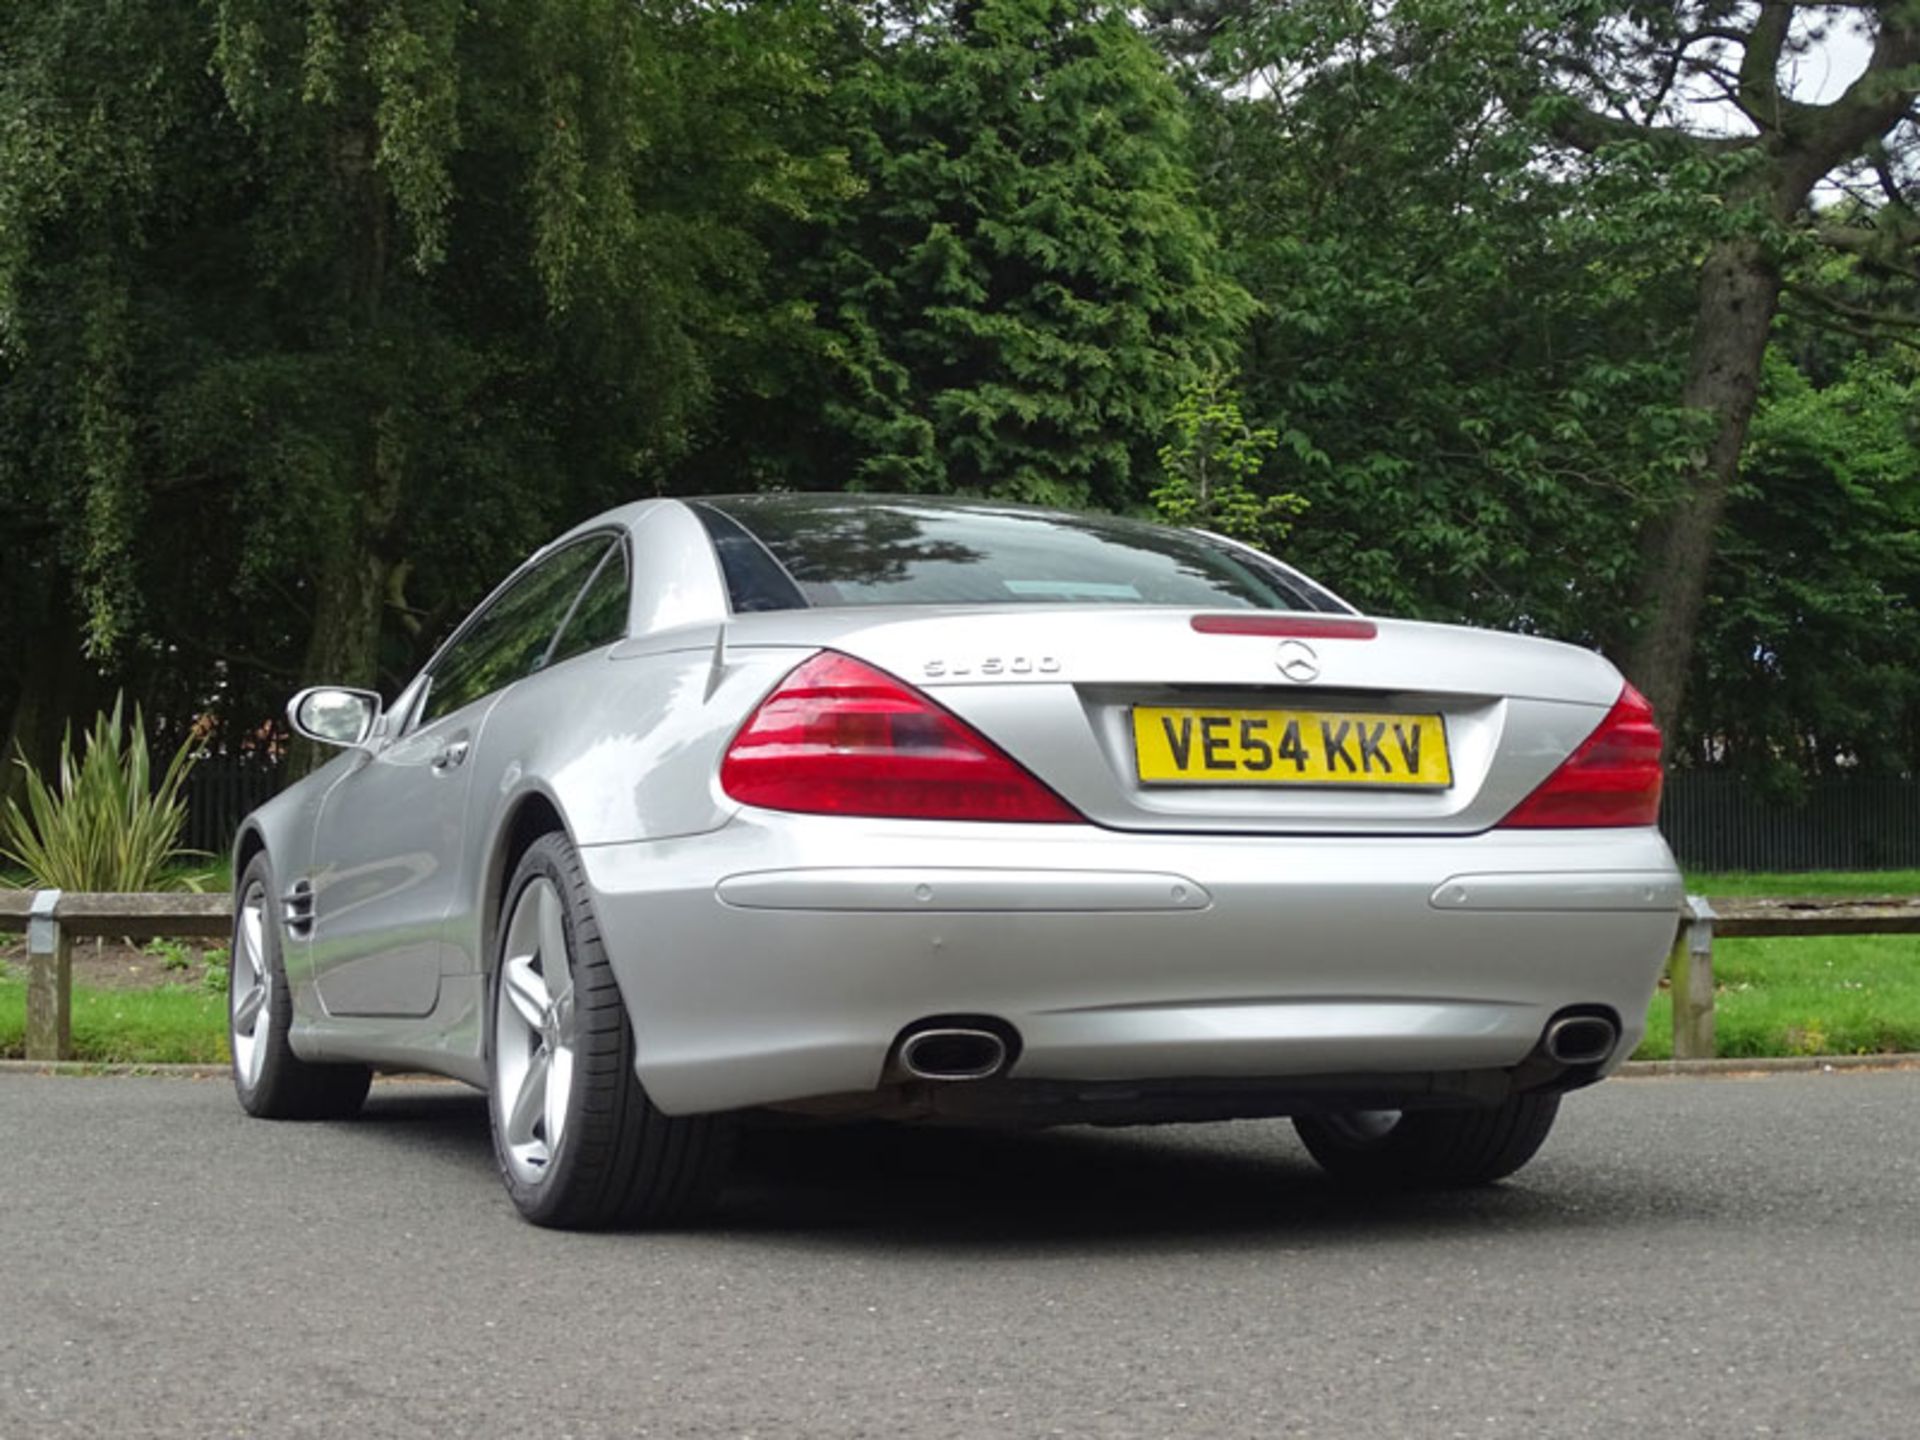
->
xmin=923 ymin=655 xmax=1062 ymax=678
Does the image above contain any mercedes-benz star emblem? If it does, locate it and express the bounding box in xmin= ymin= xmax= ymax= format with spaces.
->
xmin=1274 ymin=639 xmax=1320 ymax=683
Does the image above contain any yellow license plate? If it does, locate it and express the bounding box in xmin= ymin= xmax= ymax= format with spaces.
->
xmin=1132 ymin=705 xmax=1452 ymax=788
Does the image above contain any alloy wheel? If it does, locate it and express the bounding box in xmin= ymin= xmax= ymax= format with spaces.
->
xmin=494 ymin=877 xmax=578 ymax=1184
xmin=230 ymin=880 xmax=272 ymax=1090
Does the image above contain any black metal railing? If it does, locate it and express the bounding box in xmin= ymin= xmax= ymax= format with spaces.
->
xmin=182 ymin=761 xmax=281 ymax=856
xmin=1661 ymin=772 xmax=1920 ymax=872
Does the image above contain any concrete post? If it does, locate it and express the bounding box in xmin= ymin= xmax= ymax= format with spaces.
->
xmin=1668 ymin=894 xmax=1717 ymax=1061
xmin=24 ymin=889 xmax=71 ymax=1062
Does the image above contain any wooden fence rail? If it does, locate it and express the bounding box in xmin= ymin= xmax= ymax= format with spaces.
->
xmin=1665 ymin=896 xmax=1920 ymax=1059
xmin=0 ymin=891 xmax=231 ymax=1060
xmin=6 ymin=890 xmax=1920 ymax=1065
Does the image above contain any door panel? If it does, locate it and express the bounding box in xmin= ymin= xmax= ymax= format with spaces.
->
xmin=299 ymin=534 xmax=621 ymax=1019
xmin=309 ymin=700 xmax=498 ymax=1017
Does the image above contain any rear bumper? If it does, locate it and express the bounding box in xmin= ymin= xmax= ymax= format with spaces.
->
xmin=580 ymin=815 xmax=1683 ymax=1115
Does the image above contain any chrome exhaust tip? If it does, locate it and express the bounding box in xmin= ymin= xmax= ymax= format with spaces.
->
xmin=1544 ymin=1015 xmax=1619 ymax=1066
xmin=897 ymin=1027 xmax=1009 ymax=1082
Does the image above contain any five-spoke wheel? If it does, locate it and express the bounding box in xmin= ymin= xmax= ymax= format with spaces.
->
xmin=229 ymin=879 xmax=273 ymax=1093
xmin=493 ymin=877 xmax=578 ymax=1183
xmin=487 ymin=831 xmax=733 ymax=1228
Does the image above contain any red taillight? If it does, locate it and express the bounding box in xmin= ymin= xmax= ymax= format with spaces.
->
xmin=1499 ymin=683 xmax=1664 ymax=828
xmin=720 ymin=651 xmax=1081 ymax=823
xmin=1191 ymin=614 xmax=1378 ymax=639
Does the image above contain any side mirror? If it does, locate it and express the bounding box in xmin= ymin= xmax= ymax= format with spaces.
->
xmin=288 ymin=687 xmax=384 ymax=749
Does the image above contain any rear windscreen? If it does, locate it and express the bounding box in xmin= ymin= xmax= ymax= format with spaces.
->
xmin=692 ymin=498 xmax=1335 ymax=614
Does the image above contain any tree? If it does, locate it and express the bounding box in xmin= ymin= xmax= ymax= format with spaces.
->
xmin=0 ymin=0 xmax=846 ymax=774
xmin=1684 ymin=343 xmax=1920 ymax=785
xmin=1150 ymin=372 xmax=1306 ymax=548
xmin=1511 ymin=1 xmax=1920 ymax=736
xmin=1168 ymin=0 xmax=1920 ymax=733
xmin=732 ymin=0 xmax=1250 ymax=509
xmin=1162 ymin=3 xmax=1701 ymax=640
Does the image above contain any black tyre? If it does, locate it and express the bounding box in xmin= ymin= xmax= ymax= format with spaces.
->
xmin=487 ymin=831 xmax=734 ymax=1229
xmin=229 ymin=852 xmax=373 ymax=1120
xmin=1293 ymin=1094 xmax=1561 ymax=1188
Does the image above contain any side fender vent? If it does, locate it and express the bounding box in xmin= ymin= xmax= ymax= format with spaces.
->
xmin=283 ymin=880 xmax=315 ymax=941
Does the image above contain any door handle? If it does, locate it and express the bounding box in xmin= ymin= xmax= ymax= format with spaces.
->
xmin=430 ymin=739 xmax=470 ymax=772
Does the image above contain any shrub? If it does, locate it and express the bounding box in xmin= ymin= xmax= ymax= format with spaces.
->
xmin=1151 ymin=373 xmax=1308 ymax=549
xmin=0 ymin=697 xmax=207 ymax=892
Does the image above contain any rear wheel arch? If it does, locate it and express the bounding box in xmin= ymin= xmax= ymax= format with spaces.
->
xmin=482 ymin=790 xmax=571 ymax=977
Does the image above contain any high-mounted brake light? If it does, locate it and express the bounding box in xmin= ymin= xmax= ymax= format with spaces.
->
xmin=1499 ymin=683 xmax=1664 ymax=828
xmin=1191 ymin=614 xmax=1378 ymax=639
xmin=720 ymin=651 xmax=1080 ymax=823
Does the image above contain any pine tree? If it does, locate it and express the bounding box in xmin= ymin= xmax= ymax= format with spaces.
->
xmin=762 ymin=0 xmax=1249 ymax=508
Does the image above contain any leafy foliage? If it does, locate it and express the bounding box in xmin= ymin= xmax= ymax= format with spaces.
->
xmin=0 ymin=698 xmax=206 ymax=893
xmin=1157 ymin=0 xmax=1920 ymax=768
xmin=737 ymin=0 xmax=1250 ymax=508
xmin=1177 ymin=1 xmax=1709 ymax=639
xmin=4 ymin=0 xmax=1920 ymax=799
xmin=1151 ymin=373 xmax=1305 ymax=547
xmin=1684 ymin=346 xmax=1920 ymax=788
xmin=0 ymin=0 xmax=850 ymax=728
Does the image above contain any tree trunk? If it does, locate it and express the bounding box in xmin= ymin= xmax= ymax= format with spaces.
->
xmin=284 ymin=118 xmax=401 ymax=782
xmin=303 ymin=540 xmax=391 ymax=692
xmin=282 ymin=456 xmax=399 ymax=783
xmin=285 ymin=532 xmax=395 ymax=781
xmin=1624 ymin=237 xmax=1782 ymax=739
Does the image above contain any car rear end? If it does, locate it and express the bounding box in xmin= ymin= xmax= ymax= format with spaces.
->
xmin=583 ymin=496 xmax=1683 ymax=1123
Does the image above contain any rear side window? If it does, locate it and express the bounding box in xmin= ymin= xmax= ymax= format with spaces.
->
xmin=421 ymin=537 xmax=613 ymax=724
xmin=548 ymin=542 xmax=631 ymax=665
xmin=698 ymin=497 xmax=1331 ymax=613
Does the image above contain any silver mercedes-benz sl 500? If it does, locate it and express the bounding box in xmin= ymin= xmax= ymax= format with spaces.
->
xmin=229 ymin=494 xmax=1682 ymax=1227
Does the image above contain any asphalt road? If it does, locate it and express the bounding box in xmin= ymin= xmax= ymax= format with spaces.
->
xmin=3 ymin=1072 xmax=1918 ymax=1439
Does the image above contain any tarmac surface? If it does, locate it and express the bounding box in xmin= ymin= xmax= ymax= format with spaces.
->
xmin=4 ymin=1070 xmax=1918 ymax=1438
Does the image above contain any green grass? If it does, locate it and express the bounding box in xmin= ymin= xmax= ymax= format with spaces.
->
xmin=1634 ymin=931 xmax=1920 ymax=1060
xmin=1687 ymin=869 xmax=1920 ymax=897
xmin=1639 ymin=871 xmax=1920 ymax=1060
xmin=0 ymin=971 xmax=231 ymax=1065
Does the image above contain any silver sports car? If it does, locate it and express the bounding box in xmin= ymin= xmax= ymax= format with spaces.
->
xmin=230 ymin=495 xmax=1682 ymax=1227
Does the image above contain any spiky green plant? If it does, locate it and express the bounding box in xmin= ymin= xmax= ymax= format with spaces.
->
xmin=0 ymin=698 xmax=207 ymax=892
